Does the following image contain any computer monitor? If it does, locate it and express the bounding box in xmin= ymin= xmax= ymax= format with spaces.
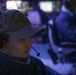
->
xmin=6 ymin=0 xmax=29 ymax=13
xmin=39 ymin=1 xmax=53 ymax=13
xmin=39 ymin=1 xmax=61 ymax=13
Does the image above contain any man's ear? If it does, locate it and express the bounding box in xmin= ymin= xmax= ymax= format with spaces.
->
xmin=0 ymin=42 xmax=8 ymax=53
xmin=0 ymin=33 xmax=9 ymax=49
xmin=0 ymin=37 xmax=4 ymax=49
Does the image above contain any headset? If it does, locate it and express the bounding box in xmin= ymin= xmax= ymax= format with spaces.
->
xmin=31 ymin=46 xmax=40 ymax=56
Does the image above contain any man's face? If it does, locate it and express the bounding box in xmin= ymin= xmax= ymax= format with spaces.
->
xmin=69 ymin=0 xmax=76 ymax=10
xmin=5 ymin=36 xmax=32 ymax=59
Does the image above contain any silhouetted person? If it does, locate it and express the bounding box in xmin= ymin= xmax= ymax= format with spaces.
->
xmin=56 ymin=0 xmax=76 ymax=42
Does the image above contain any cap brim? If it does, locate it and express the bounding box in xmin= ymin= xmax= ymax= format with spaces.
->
xmin=5 ymin=25 xmax=45 ymax=39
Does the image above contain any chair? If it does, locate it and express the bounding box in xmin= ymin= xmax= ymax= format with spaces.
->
xmin=27 ymin=10 xmax=42 ymax=25
xmin=27 ymin=10 xmax=46 ymax=43
xmin=48 ymin=19 xmax=76 ymax=74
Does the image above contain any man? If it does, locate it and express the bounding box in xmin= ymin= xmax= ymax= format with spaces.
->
xmin=0 ymin=9 xmax=58 ymax=75
xmin=0 ymin=0 xmax=6 ymax=10
xmin=56 ymin=0 xmax=76 ymax=42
